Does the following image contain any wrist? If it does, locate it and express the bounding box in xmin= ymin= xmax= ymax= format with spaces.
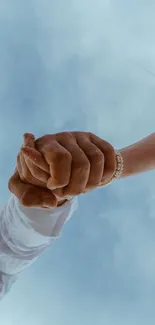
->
xmin=118 ymin=148 xmax=135 ymax=178
xmin=118 ymin=140 xmax=155 ymax=178
xmin=113 ymin=132 xmax=155 ymax=180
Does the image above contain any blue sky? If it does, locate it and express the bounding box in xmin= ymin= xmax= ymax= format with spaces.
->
xmin=0 ymin=0 xmax=155 ymax=324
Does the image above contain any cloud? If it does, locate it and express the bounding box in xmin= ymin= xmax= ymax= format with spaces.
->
xmin=0 ymin=0 xmax=155 ymax=324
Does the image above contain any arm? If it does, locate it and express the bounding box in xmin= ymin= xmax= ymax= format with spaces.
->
xmin=119 ymin=132 xmax=155 ymax=178
xmin=0 ymin=130 xmax=117 ymax=299
xmin=0 ymin=194 xmax=77 ymax=299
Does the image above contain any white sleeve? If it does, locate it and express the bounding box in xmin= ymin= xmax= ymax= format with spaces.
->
xmin=0 ymin=194 xmax=78 ymax=299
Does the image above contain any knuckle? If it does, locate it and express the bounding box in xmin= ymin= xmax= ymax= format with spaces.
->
xmin=59 ymin=131 xmax=69 ymax=137
xmin=62 ymin=150 xmax=72 ymax=162
xmin=88 ymin=132 xmax=94 ymax=139
xmin=104 ymin=141 xmax=115 ymax=152
xmin=107 ymin=144 xmax=115 ymax=155
xmin=89 ymin=150 xmax=103 ymax=163
xmin=57 ymin=132 xmax=76 ymax=145
xmin=53 ymin=150 xmax=72 ymax=164
xmin=59 ymin=131 xmax=73 ymax=139
xmin=75 ymin=158 xmax=90 ymax=170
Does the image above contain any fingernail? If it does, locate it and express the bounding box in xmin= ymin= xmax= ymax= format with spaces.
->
xmin=47 ymin=183 xmax=57 ymax=190
xmin=65 ymin=195 xmax=73 ymax=200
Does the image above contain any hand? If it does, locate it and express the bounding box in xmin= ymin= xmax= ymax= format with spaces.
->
xmin=17 ymin=133 xmax=50 ymax=188
xmin=9 ymin=133 xmax=66 ymax=208
xmin=21 ymin=131 xmax=117 ymax=199
xmin=8 ymin=169 xmax=57 ymax=208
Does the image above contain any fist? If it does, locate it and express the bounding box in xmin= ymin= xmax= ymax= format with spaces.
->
xmin=21 ymin=131 xmax=116 ymax=200
xmin=17 ymin=133 xmax=50 ymax=188
xmin=8 ymin=134 xmax=65 ymax=208
xmin=8 ymin=169 xmax=57 ymax=208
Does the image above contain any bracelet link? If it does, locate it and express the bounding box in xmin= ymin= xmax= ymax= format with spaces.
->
xmin=99 ymin=150 xmax=124 ymax=187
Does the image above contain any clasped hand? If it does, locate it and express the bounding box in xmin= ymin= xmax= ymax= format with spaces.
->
xmin=8 ymin=131 xmax=116 ymax=208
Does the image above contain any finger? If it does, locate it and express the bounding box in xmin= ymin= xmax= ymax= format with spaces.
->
xmin=51 ymin=187 xmax=73 ymax=201
xmin=21 ymin=147 xmax=50 ymax=173
xmin=20 ymin=152 xmax=47 ymax=187
xmin=22 ymin=152 xmax=49 ymax=184
xmin=21 ymin=186 xmax=57 ymax=208
xmin=76 ymin=134 xmax=104 ymax=190
xmin=43 ymin=141 xmax=72 ymax=190
xmin=23 ymin=133 xmax=50 ymax=177
xmin=89 ymin=133 xmax=116 ymax=184
xmin=8 ymin=169 xmax=33 ymax=201
xmin=23 ymin=133 xmax=50 ymax=174
xmin=23 ymin=133 xmax=35 ymax=148
xmin=16 ymin=153 xmax=23 ymax=180
xmin=8 ymin=170 xmax=57 ymax=208
xmin=57 ymin=135 xmax=90 ymax=196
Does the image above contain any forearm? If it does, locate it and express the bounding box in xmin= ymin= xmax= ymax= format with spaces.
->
xmin=0 ymin=194 xmax=77 ymax=299
xmin=118 ymin=132 xmax=155 ymax=178
xmin=0 ymin=194 xmax=77 ymax=275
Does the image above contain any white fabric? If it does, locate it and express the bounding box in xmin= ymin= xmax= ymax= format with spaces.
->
xmin=0 ymin=194 xmax=78 ymax=299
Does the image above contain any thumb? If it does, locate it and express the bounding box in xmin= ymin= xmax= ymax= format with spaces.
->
xmin=8 ymin=170 xmax=57 ymax=208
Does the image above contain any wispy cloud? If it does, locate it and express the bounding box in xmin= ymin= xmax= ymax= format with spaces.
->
xmin=0 ymin=1 xmax=155 ymax=324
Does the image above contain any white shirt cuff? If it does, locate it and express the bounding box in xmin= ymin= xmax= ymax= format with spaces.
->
xmin=3 ymin=194 xmax=78 ymax=248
